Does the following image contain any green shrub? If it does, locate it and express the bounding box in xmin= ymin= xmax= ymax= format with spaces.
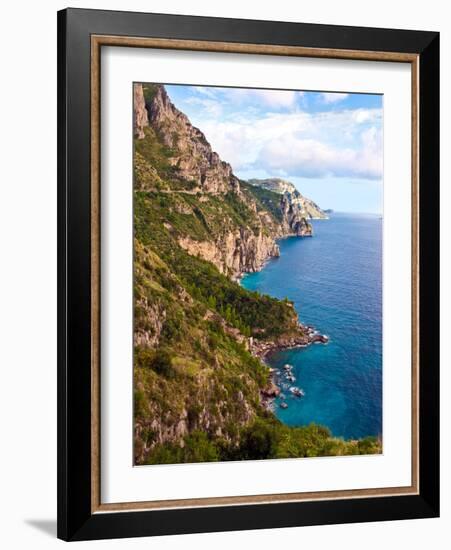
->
xmin=151 ymin=349 xmax=174 ymax=378
xmin=145 ymin=431 xmax=220 ymax=465
xmin=182 ymin=431 xmax=220 ymax=463
xmin=357 ymin=436 xmax=381 ymax=455
xmin=134 ymin=388 xmax=148 ymax=417
xmin=137 ymin=347 xmax=175 ymax=379
xmin=239 ymin=418 xmax=278 ymax=460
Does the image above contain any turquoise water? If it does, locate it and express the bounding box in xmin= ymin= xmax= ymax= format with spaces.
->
xmin=241 ymin=213 xmax=382 ymax=440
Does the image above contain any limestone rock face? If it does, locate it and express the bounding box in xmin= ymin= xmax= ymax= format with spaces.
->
xmin=179 ymin=228 xmax=280 ymax=280
xmin=280 ymin=193 xmax=314 ymax=237
xmin=133 ymin=298 xmax=166 ymax=348
xmin=147 ymin=85 xmax=240 ymax=194
xmin=133 ymin=83 xmax=149 ymax=139
xmin=248 ymin=178 xmax=328 ymax=220
xmin=134 ymin=385 xmax=257 ymax=463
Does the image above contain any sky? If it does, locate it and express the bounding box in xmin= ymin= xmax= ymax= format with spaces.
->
xmin=165 ymin=84 xmax=383 ymax=214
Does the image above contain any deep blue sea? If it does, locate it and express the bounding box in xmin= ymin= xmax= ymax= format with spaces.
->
xmin=241 ymin=213 xmax=382 ymax=440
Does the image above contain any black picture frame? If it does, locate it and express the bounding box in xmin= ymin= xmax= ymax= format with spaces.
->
xmin=57 ymin=7 xmax=439 ymax=541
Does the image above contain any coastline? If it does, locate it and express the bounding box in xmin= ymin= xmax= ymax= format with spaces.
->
xmin=255 ymin=324 xmax=329 ymax=412
xmin=237 ymin=232 xmax=330 ymax=414
xmin=241 ymin=213 xmax=382 ymax=441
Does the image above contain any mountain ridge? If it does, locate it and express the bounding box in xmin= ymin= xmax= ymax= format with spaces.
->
xmin=134 ymin=83 xmax=323 ymax=279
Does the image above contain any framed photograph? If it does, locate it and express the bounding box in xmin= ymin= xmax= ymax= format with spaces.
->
xmin=57 ymin=8 xmax=439 ymax=541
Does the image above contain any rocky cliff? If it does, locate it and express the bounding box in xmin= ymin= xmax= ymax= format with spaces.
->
xmin=279 ymin=194 xmax=314 ymax=237
xmin=134 ymin=84 xmax=320 ymax=278
xmin=248 ymin=178 xmax=328 ymax=220
xmin=178 ymin=229 xmax=280 ymax=279
xmin=133 ymin=83 xmax=149 ymax=139
xmin=136 ymin=83 xmax=240 ymax=194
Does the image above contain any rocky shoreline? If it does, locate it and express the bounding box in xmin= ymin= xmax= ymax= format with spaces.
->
xmin=234 ymin=223 xmax=330 ymax=416
xmin=255 ymin=324 xmax=329 ymax=412
xmin=251 ymin=325 xmax=329 ymax=360
xmin=237 ymin=259 xmax=329 ymax=414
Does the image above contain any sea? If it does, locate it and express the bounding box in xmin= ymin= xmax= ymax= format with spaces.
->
xmin=241 ymin=213 xmax=382 ymax=440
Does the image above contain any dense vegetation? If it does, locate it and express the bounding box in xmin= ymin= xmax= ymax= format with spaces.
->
xmin=241 ymin=181 xmax=285 ymax=223
xmin=135 ymin=192 xmax=298 ymax=340
xmin=133 ymin=84 xmax=382 ymax=464
xmin=144 ymin=418 xmax=381 ymax=465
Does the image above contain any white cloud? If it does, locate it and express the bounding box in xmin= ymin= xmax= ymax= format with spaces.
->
xmin=257 ymin=130 xmax=382 ymax=179
xmin=238 ymin=89 xmax=299 ymax=109
xmin=184 ymin=96 xmax=223 ymax=118
xmin=199 ymin=112 xmax=312 ymax=170
xmin=320 ymin=92 xmax=349 ymax=104
xmin=192 ymin=86 xmax=301 ymax=110
xmin=192 ymin=86 xmax=217 ymax=99
xmin=188 ymin=103 xmax=382 ymax=180
xmin=351 ymin=108 xmax=381 ymax=124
